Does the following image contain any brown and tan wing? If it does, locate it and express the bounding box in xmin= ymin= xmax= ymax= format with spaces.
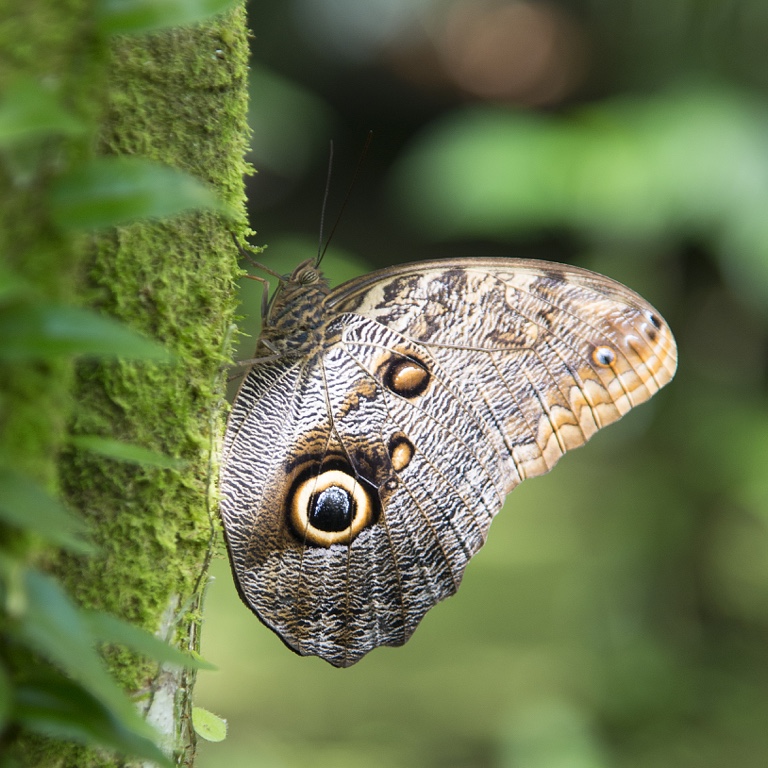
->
xmin=219 ymin=259 xmax=676 ymax=668
xmin=327 ymin=258 xmax=677 ymax=485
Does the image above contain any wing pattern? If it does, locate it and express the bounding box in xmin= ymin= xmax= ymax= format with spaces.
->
xmin=219 ymin=260 xmax=677 ymax=666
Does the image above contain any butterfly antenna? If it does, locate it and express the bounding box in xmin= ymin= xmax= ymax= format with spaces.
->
xmin=316 ymin=130 xmax=373 ymax=268
xmin=316 ymin=141 xmax=334 ymax=266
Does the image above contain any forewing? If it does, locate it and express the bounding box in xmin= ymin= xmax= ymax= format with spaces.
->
xmin=328 ymin=259 xmax=677 ymax=485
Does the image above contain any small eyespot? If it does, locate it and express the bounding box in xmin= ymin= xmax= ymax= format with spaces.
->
xmin=592 ymin=345 xmax=616 ymax=367
xmin=388 ymin=434 xmax=415 ymax=472
xmin=643 ymin=323 xmax=658 ymax=342
xmin=648 ymin=312 xmax=662 ymax=329
xmin=383 ymin=355 xmax=430 ymax=398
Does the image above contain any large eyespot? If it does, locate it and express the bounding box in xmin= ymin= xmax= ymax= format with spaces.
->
xmin=288 ymin=466 xmax=377 ymax=547
xmin=382 ymin=354 xmax=431 ymax=398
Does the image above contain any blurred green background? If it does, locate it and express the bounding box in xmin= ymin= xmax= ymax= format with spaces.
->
xmin=197 ymin=1 xmax=768 ymax=766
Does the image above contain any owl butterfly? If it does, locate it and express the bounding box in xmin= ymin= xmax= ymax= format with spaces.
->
xmin=220 ymin=257 xmax=677 ymax=667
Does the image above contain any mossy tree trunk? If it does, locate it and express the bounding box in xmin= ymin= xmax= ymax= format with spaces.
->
xmin=2 ymin=2 xmax=250 ymax=766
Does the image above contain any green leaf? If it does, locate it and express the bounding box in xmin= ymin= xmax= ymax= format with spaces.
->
xmin=84 ymin=610 xmax=216 ymax=670
xmin=70 ymin=436 xmax=186 ymax=470
xmin=97 ymin=0 xmax=241 ymax=36
xmin=191 ymin=706 xmax=227 ymax=742
xmin=0 ymin=303 xmax=171 ymax=361
xmin=13 ymin=569 xmax=160 ymax=745
xmin=0 ymin=77 xmax=84 ymax=146
xmin=15 ymin=672 xmax=171 ymax=767
xmin=0 ymin=469 xmax=91 ymax=553
xmin=50 ymin=156 xmax=234 ymax=230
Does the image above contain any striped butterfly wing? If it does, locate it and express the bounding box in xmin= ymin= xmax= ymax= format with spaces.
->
xmin=220 ymin=259 xmax=677 ymax=667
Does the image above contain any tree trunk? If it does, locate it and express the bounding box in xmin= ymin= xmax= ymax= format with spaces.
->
xmin=1 ymin=2 xmax=250 ymax=766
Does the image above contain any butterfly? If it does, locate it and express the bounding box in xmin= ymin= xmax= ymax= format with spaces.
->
xmin=219 ymin=257 xmax=677 ymax=667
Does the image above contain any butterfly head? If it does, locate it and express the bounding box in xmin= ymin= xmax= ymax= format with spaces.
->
xmin=289 ymin=259 xmax=324 ymax=286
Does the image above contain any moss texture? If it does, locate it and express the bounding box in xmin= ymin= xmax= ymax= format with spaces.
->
xmin=0 ymin=0 xmax=102 ymax=488
xmin=2 ymin=3 xmax=250 ymax=766
xmin=60 ymin=12 xmax=249 ymax=767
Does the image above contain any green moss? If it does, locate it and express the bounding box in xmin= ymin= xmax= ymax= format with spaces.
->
xmin=2 ymin=2 xmax=250 ymax=762
xmin=101 ymin=15 xmax=251 ymax=204
xmin=2 ymin=5 xmax=250 ymax=768
xmin=60 ymin=217 xmax=241 ymax=648
xmin=57 ymin=0 xmax=249 ymax=702
xmin=0 ymin=0 xmax=104 ymax=488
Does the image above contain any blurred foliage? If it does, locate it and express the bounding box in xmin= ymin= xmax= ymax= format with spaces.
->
xmin=96 ymin=0 xmax=242 ymax=35
xmin=51 ymin=156 xmax=235 ymax=231
xmin=0 ymin=0 xmax=237 ymax=763
xmin=391 ymin=88 xmax=768 ymax=315
xmin=197 ymin=0 xmax=768 ymax=767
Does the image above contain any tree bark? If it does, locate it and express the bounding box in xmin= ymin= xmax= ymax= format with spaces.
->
xmin=2 ymin=3 xmax=250 ymax=766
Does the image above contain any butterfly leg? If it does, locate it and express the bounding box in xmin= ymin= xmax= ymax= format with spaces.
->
xmin=241 ymin=272 xmax=272 ymax=319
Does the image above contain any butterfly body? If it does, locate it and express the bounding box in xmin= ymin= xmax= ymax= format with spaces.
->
xmin=220 ymin=258 xmax=677 ymax=667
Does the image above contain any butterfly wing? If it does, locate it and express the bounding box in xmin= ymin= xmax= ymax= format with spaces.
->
xmin=328 ymin=259 xmax=677 ymax=483
xmin=220 ymin=259 xmax=677 ymax=667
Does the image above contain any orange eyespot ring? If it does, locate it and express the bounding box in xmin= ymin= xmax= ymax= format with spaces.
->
xmin=592 ymin=345 xmax=616 ymax=368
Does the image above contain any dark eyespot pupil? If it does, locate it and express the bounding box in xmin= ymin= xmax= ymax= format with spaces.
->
xmin=309 ymin=486 xmax=354 ymax=532
xmin=593 ymin=346 xmax=616 ymax=366
xmin=649 ymin=313 xmax=662 ymax=329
